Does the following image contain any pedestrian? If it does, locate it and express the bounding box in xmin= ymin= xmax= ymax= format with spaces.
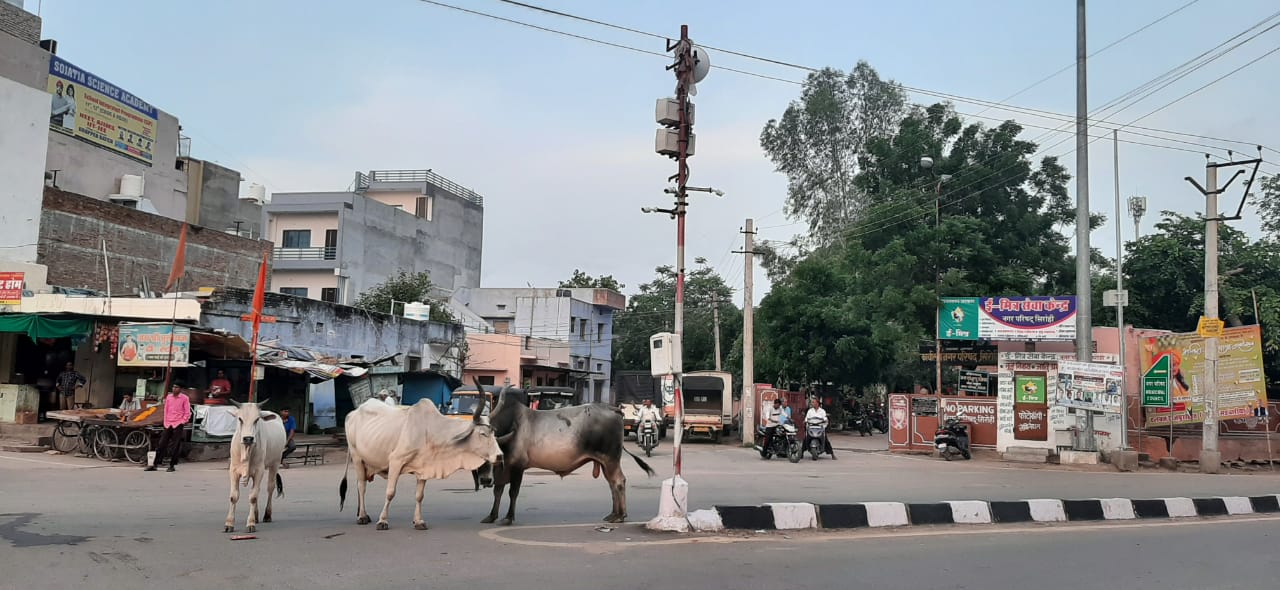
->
xmin=56 ymin=362 xmax=86 ymax=411
xmin=145 ymin=382 xmax=191 ymax=472
xmin=279 ymin=407 xmax=297 ymax=469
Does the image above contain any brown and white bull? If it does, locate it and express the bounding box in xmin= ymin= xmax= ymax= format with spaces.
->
xmin=482 ymin=389 xmax=656 ymax=525
xmin=338 ymin=393 xmax=505 ymax=531
xmin=224 ymin=399 xmax=286 ymax=534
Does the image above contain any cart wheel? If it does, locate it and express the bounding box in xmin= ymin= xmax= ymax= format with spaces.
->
xmin=122 ymin=430 xmax=150 ymax=464
xmin=52 ymin=422 xmax=81 ymax=453
xmin=93 ymin=427 xmax=118 ymax=461
xmin=77 ymin=426 xmax=96 ymax=456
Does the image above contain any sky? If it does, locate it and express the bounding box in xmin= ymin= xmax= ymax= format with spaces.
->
xmin=34 ymin=0 xmax=1280 ymax=306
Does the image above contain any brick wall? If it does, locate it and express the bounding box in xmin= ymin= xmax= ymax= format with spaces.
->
xmin=0 ymin=2 xmax=40 ymax=44
xmin=37 ymin=187 xmax=274 ymax=294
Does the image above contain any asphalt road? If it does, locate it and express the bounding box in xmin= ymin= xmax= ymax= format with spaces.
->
xmin=2 ymin=437 xmax=1279 ymax=589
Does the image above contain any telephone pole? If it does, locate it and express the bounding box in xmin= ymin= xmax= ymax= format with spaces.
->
xmin=712 ymin=299 xmax=722 ymax=372
xmin=735 ymin=219 xmax=756 ymax=445
xmin=1074 ymin=0 xmax=1096 ymax=449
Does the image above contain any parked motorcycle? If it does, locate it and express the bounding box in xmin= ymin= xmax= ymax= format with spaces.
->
xmin=849 ymin=412 xmax=874 ymax=437
xmin=637 ymin=420 xmax=659 ymax=457
xmin=869 ymin=406 xmax=888 ymax=433
xmin=934 ymin=417 xmax=971 ymax=461
xmin=806 ymin=417 xmax=829 ymax=461
xmin=755 ymin=423 xmax=802 ymax=463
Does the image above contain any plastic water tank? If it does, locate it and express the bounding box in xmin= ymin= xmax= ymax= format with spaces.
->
xmin=119 ymin=175 xmax=145 ymax=197
xmin=403 ymin=301 xmax=431 ymax=321
xmin=246 ymin=183 xmax=268 ymax=203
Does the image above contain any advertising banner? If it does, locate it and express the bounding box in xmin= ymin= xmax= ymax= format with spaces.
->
xmin=939 ymin=296 xmax=1077 ymax=341
xmin=1140 ymin=325 xmax=1268 ymax=427
xmin=48 ymin=55 xmax=157 ymax=165
xmin=117 ymin=323 xmax=191 ymax=367
xmin=1014 ymin=375 xmax=1046 ymax=404
xmin=1054 ymin=360 xmax=1124 ymax=412
xmin=0 ymin=272 xmax=24 ymax=305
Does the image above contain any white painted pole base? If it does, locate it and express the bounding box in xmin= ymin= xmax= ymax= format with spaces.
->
xmin=646 ymin=476 xmax=689 ymax=532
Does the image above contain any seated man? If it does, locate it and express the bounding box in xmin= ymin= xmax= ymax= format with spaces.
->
xmin=760 ymin=398 xmax=783 ymax=451
xmin=280 ymin=407 xmax=297 ymax=468
xmin=118 ymin=393 xmax=141 ymax=421
xmin=801 ymin=399 xmax=836 ymax=459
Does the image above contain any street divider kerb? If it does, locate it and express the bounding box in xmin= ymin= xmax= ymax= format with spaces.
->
xmin=683 ymin=494 xmax=1280 ymax=532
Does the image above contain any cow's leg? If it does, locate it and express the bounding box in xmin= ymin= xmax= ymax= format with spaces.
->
xmin=354 ymin=459 xmax=371 ymax=525
xmin=245 ymin=469 xmax=264 ymax=533
xmin=263 ymin=465 xmax=278 ymax=523
xmin=481 ymin=467 xmax=509 ymax=524
xmin=376 ymin=462 xmax=404 ymax=531
xmin=500 ymin=468 xmax=525 ymax=526
xmin=603 ymin=460 xmax=628 ymax=523
xmin=412 ymin=479 xmax=429 ymax=530
xmin=223 ymin=469 xmax=240 ymax=533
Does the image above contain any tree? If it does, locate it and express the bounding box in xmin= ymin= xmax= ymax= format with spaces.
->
xmin=353 ymin=270 xmax=456 ymax=324
xmin=612 ymin=259 xmax=742 ymax=384
xmin=559 ymin=269 xmax=624 ymax=291
xmin=757 ymin=101 xmax=1090 ymax=391
xmin=760 ymin=62 xmax=908 ymax=252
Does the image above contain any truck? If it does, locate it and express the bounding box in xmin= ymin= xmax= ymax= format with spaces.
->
xmin=614 ymin=371 xmax=670 ymax=440
xmin=679 ymin=371 xmax=735 ymax=443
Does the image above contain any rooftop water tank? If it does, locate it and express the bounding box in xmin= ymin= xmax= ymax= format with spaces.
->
xmin=119 ymin=174 xmax=145 ymax=197
xmin=403 ymin=301 xmax=431 ymax=321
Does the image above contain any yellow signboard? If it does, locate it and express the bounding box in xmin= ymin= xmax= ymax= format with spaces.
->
xmin=1140 ymin=325 xmax=1268 ymax=427
xmin=47 ymin=56 xmax=157 ymax=165
xmin=1196 ymin=316 xmax=1225 ymax=338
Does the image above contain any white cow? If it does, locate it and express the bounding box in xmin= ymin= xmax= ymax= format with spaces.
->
xmin=224 ymin=400 xmax=287 ymax=534
xmin=339 ymin=396 xmax=504 ymax=531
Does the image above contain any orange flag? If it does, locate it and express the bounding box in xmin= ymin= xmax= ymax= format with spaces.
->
xmin=163 ymin=223 xmax=188 ymax=293
xmin=247 ymin=250 xmax=269 ymax=402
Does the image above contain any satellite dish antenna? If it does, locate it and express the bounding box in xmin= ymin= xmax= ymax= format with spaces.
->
xmin=691 ymin=46 xmax=711 ymax=84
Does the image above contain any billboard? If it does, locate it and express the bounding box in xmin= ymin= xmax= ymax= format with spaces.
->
xmin=117 ymin=323 xmax=191 ymax=367
xmin=0 ymin=272 xmax=23 ymax=305
xmin=939 ymin=296 xmax=1076 ymax=341
xmin=1140 ymin=325 xmax=1268 ymax=427
xmin=47 ymin=55 xmax=157 ymax=165
xmin=1054 ymin=360 xmax=1124 ymax=412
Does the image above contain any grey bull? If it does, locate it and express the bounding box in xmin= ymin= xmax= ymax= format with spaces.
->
xmin=482 ymin=389 xmax=656 ymax=525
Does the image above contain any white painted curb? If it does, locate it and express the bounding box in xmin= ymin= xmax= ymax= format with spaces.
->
xmin=1164 ymin=497 xmax=1197 ymax=518
xmin=1026 ymin=499 xmax=1067 ymax=522
xmin=946 ymin=500 xmax=993 ymax=524
xmin=1221 ymin=496 xmax=1253 ymax=515
xmin=767 ymin=503 xmax=818 ymax=530
xmin=863 ymin=502 xmax=909 ymax=527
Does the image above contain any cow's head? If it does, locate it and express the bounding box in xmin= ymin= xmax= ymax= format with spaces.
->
xmin=465 ymin=381 xmax=513 ymax=487
xmin=229 ymin=398 xmax=277 ymax=449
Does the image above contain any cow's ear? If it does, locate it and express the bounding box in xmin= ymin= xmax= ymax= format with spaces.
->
xmin=451 ymin=429 xmax=475 ymax=446
xmin=260 ymin=413 xmax=278 ymax=421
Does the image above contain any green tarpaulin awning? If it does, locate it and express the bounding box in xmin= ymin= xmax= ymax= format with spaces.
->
xmin=0 ymin=315 xmax=94 ymax=340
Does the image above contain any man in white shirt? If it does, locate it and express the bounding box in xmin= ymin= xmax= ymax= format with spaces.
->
xmin=803 ymin=398 xmax=836 ymax=459
xmin=118 ymin=393 xmax=141 ymax=421
xmin=760 ymin=398 xmax=784 ymax=452
xmin=635 ymin=398 xmax=663 ymax=438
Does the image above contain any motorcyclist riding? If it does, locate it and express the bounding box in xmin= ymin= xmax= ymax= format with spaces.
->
xmin=635 ymin=398 xmax=663 ymax=434
xmin=803 ymin=398 xmax=836 ymax=460
xmin=761 ymin=398 xmax=784 ymax=452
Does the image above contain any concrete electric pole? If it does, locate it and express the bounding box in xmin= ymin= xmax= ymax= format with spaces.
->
xmin=737 ymin=219 xmax=756 ymax=446
xmin=712 ymin=300 xmax=722 ymax=372
xmin=1074 ymin=0 xmax=1096 ymax=449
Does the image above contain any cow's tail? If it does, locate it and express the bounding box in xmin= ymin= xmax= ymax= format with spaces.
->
xmin=338 ymin=449 xmax=351 ymax=512
xmin=275 ymin=472 xmax=285 ymax=498
xmin=623 ymin=448 xmax=656 ymax=477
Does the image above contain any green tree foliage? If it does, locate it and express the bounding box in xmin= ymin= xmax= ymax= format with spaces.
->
xmin=558 ymin=269 xmax=624 ymax=291
xmin=353 ymin=270 xmax=456 ymax=324
xmin=1124 ymin=211 xmax=1280 ymax=391
xmin=612 ymin=259 xmax=742 ymax=383
xmin=757 ymin=94 xmax=1093 ymax=391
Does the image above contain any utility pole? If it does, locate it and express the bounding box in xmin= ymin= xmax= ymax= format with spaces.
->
xmin=712 ymin=299 xmax=722 ymax=372
xmin=1074 ymin=0 xmax=1096 ymax=449
xmin=1111 ymin=130 xmax=1132 ymax=457
xmin=737 ymin=219 xmax=756 ymax=446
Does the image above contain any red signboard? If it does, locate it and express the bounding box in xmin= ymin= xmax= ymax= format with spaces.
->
xmin=0 ymin=272 xmax=24 ymax=305
xmin=1013 ymin=403 xmax=1049 ymax=441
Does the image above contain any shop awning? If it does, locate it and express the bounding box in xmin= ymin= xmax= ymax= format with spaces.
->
xmin=0 ymin=314 xmax=94 ymax=339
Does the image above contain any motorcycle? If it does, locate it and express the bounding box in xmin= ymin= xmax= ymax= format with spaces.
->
xmin=849 ymin=412 xmax=874 ymax=437
xmin=869 ymin=406 xmax=888 ymax=433
xmin=755 ymin=423 xmax=802 ymax=463
xmin=637 ymin=420 xmax=659 ymax=457
xmin=806 ymin=417 xmax=829 ymax=461
xmin=934 ymin=417 xmax=971 ymax=461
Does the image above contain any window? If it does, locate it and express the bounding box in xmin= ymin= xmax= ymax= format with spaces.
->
xmin=596 ymin=363 xmax=603 ymax=372
xmin=408 ymin=356 xmax=422 ymax=372
xmin=493 ymin=320 xmax=510 ymax=334
xmin=415 ymin=195 xmax=433 ymax=220
xmin=320 ymin=288 xmax=338 ymax=303
xmin=496 ymin=304 xmax=506 ymax=311
xmin=281 ymin=230 xmax=310 ymax=249
xmin=280 ymin=287 xmax=308 ymax=297
xmin=579 ymin=319 xmax=588 ymax=340
xmin=597 ymin=322 xmax=604 ymax=342
xmin=323 ymin=230 xmax=338 ymax=260
xmin=569 ymin=317 xmax=575 ymax=333
xmin=477 ymin=376 xmax=495 ymax=386
xmin=314 ymin=321 xmax=325 ymax=334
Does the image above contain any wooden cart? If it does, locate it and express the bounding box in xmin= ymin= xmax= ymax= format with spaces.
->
xmin=48 ymin=409 xmax=167 ymax=464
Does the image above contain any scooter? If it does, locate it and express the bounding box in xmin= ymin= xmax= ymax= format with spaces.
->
xmin=637 ymin=420 xmax=659 ymax=457
xmin=934 ymin=417 xmax=971 ymax=460
xmin=755 ymin=423 xmax=802 ymax=463
xmin=806 ymin=417 xmax=829 ymax=461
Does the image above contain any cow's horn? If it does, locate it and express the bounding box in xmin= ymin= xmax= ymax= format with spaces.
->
xmin=471 ymin=391 xmax=485 ymax=421
xmin=257 ymin=398 xmax=271 ymax=408
xmin=228 ymin=399 xmax=242 ymax=408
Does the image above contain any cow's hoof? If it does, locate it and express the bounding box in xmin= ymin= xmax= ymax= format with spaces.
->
xmin=603 ymin=514 xmax=626 ymax=524
xmin=223 ymin=526 xmax=234 ymax=533
xmin=246 ymin=525 xmax=256 ymax=533
xmin=376 ymin=522 xmax=390 ymax=531
xmin=499 ymin=518 xmax=514 ymax=526
xmin=357 ymin=515 xmax=371 ymax=525
xmin=263 ymin=514 xmax=272 ymax=523
xmin=480 ymin=516 xmax=497 ymax=524
xmin=413 ymin=521 xmax=429 ymax=531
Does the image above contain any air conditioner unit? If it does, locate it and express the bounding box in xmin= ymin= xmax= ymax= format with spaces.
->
xmin=109 ymin=196 xmax=140 ymax=209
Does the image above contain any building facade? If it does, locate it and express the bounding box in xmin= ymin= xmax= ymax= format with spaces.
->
xmin=265 ymin=169 xmax=484 ymax=303
xmin=452 ymin=287 xmax=625 ymax=403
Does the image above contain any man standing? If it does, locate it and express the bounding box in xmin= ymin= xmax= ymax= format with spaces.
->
xmin=208 ymin=369 xmax=233 ymax=403
xmin=145 ymin=382 xmax=191 ymax=472
xmin=56 ymin=362 xmax=85 ymax=411
xmin=279 ymin=407 xmax=297 ymax=469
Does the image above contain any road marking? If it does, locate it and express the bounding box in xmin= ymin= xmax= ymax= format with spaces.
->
xmin=477 ymin=514 xmax=1280 ymax=549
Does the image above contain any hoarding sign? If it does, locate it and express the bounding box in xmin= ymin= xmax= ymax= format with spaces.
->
xmin=938 ymin=296 xmax=1077 ymax=341
xmin=1142 ymin=354 xmax=1172 ymax=407
xmin=117 ymin=323 xmax=190 ymax=367
xmin=1054 ymin=360 xmax=1124 ymax=412
xmin=1140 ymin=326 xmax=1268 ymax=426
xmin=48 ymin=56 xmax=158 ymax=165
xmin=1014 ymin=375 xmax=1046 ymax=404
xmin=0 ymin=272 xmax=24 ymax=305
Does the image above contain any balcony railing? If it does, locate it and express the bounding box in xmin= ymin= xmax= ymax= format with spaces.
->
xmin=355 ymin=169 xmax=485 ymax=207
xmin=273 ymin=246 xmax=337 ymax=261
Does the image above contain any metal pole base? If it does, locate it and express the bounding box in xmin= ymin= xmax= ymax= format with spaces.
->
xmin=1199 ymin=450 xmax=1222 ymax=474
xmin=646 ymin=476 xmax=690 ymax=532
xmin=1110 ymin=449 xmax=1140 ymax=472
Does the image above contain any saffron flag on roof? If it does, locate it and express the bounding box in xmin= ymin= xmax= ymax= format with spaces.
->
xmin=163 ymin=223 xmax=188 ymax=293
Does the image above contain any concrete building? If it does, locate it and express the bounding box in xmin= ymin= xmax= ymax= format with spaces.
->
xmin=452 ymin=287 xmax=625 ymax=403
xmin=265 ymin=169 xmax=484 ymax=303
xmin=463 ymin=333 xmax=572 ymax=389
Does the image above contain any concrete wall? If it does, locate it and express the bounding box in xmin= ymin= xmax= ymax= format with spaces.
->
xmin=184 ymin=158 xmax=259 ymax=238
xmin=37 ymin=187 xmax=272 ymax=293
xmin=0 ymin=0 xmax=39 ymax=44
xmin=272 ymin=269 xmax=337 ymax=298
xmin=268 ymin=212 xmax=339 ymax=247
xmin=200 ymin=287 xmax=464 ymax=375
xmin=464 ymin=333 xmax=570 ymax=388
xmin=0 ymin=73 xmax=48 ymax=265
